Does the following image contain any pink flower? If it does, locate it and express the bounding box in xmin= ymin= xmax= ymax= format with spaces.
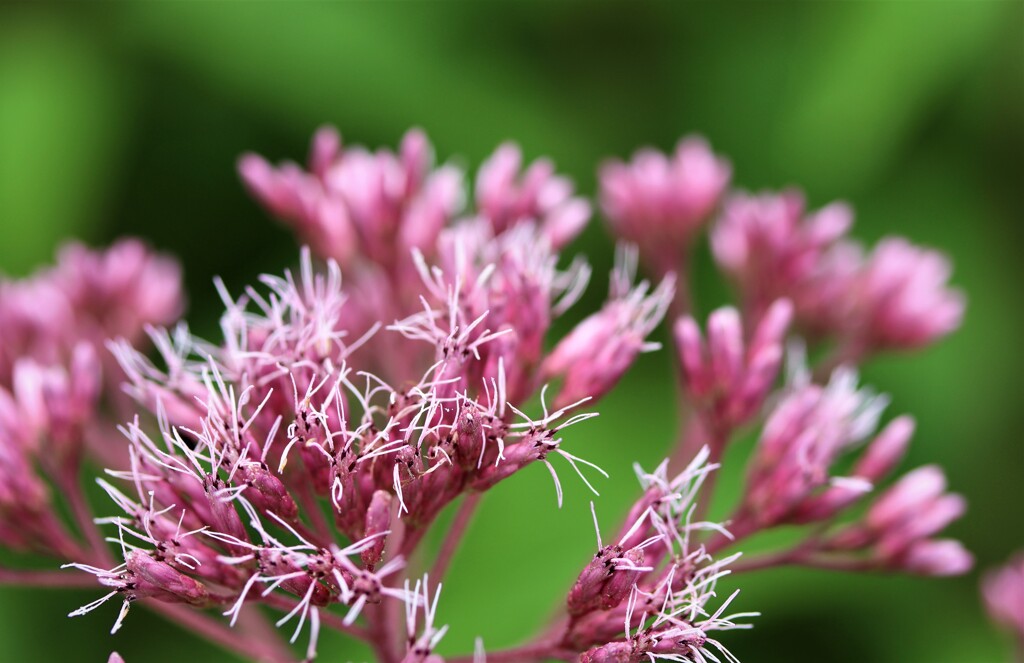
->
xmin=0 ymin=276 xmax=74 ymax=382
xmin=850 ymin=237 xmax=965 ymax=350
xmin=241 ymin=127 xmax=464 ymax=270
xmin=824 ymin=465 xmax=972 ymax=576
xmin=239 ymin=152 xmax=357 ymax=264
xmin=544 ymin=247 xmax=674 ymax=410
xmin=901 ymin=539 xmax=973 ymax=576
xmin=740 ymin=366 xmax=888 ymax=528
xmin=865 ymin=466 xmax=969 ymax=567
xmin=54 ymin=239 xmax=184 ymax=345
xmin=66 ymin=549 xmax=211 ymax=634
xmin=711 ymin=189 xmax=853 ymax=331
xmin=601 ymin=137 xmax=731 ymax=275
xmin=0 ymin=239 xmax=183 ymax=384
xmin=476 ymin=142 xmax=590 ymax=249
xmin=712 ymin=193 xmax=964 ymax=352
xmin=983 ymin=553 xmax=1024 ymax=643
xmin=789 ymin=415 xmax=914 ymax=523
xmin=675 ymin=299 xmax=792 ymax=437
xmin=8 ymin=343 xmax=100 ymax=453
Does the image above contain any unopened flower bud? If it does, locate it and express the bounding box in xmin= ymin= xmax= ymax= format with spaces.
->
xmin=580 ymin=641 xmax=632 ymax=663
xmin=866 ymin=465 xmax=946 ymax=531
xmin=900 ymin=539 xmax=973 ymax=576
xmin=600 ymin=137 xmax=731 ymax=275
xmin=237 ymin=464 xmax=299 ymax=521
xmin=599 ymin=548 xmax=645 ymax=610
xmin=126 ymin=550 xmax=209 ymax=605
xmin=676 ymin=299 xmax=791 ymax=436
xmin=361 ymin=490 xmax=392 ymax=569
xmin=852 ymin=415 xmax=914 ymax=481
xmin=982 ymin=553 xmax=1024 ymax=640
xmin=308 ymin=125 xmax=341 ymax=179
xmin=568 ymin=546 xmax=645 ymax=616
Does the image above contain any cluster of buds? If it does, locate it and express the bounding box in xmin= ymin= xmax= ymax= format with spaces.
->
xmin=0 ymin=239 xmax=182 ymax=384
xmin=240 ymin=128 xmax=594 ymax=389
xmin=68 ymin=232 xmax=667 ymax=659
xmin=709 ymin=190 xmax=964 ymax=354
xmin=674 ymin=299 xmax=792 ymax=438
xmin=0 ymin=240 xmax=182 ymax=557
xmin=982 ymin=553 xmax=1024 ymax=655
xmin=600 ymin=137 xmax=731 ymax=278
xmin=0 ymin=128 xmax=980 ymax=663
xmin=565 ymin=451 xmax=754 ymax=663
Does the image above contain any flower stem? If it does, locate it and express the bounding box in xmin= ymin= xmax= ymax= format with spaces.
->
xmin=448 ymin=641 xmax=574 ymax=663
xmin=233 ymin=605 xmax=297 ymax=663
xmin=0 ymin=567 xmax=101 ymax=588
xmin=59 ymin=470 xmax=113 ymax=566
xmin=153 ymin=602 xmax=295 ymax=663
xmin=365 ymin=601 xmax=399 ymax=663
xmin=429 ymin=492 xmax=482 ymax=585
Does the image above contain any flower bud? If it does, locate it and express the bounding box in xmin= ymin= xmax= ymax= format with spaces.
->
xmin=982 ymin=553 xmax=1024 ymax=639
xmin=361 ymin=490 xmax=392 ymax=569
xmin=580 ymin=641 xmax=632 ymax=663
xmin=900 ymin=539 xmax=973 ymax=576
xmin=568 ymin=546 xmax=645 ymax=616
xmin=600 ymin=137 xmax=731 ymax=275
xmin=126 ymin=550 xmax=209 ymax=606
xmin=237 ymin=464 xmax=299 ymax=521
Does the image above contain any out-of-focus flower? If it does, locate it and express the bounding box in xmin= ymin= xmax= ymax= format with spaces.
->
xmin=849 ymin=237 xmax=965 ymax=351
xmin=0 ymin=240 xmax=183 ymax=556
xmin=739 ymin=366 xmax=889 ymax=529
xmin=711 ymin=189 xmax=853 ymax=330
xmin=982 ymin=553 xmax=1024 ymax=647
xmin=0 ymin=239 xmax=183 ymax=385
xmin=600 ymin=137 xmax=731 ymax=276
xmin=827 ymin=465 xmax=971 ymax=576
xmin=54 ymin=239 xmax=183 ymax=346
xmin=477 ymin=142 xmax=590 ymax=249
xmin=675 ymin=299 xmax=792 ymax=438
xmin=240 ymin=127 xmax=464 ymax=270
xmin=710 ymin=192 xmax=964 ymax=354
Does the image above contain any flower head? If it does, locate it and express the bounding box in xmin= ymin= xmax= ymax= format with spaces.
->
xmin=982 ymin=553 xmax=1024 ymax=645
xmin=477 ymin=142 xmax=590 ymax=249
xmin=675 ymin=299 xmax=792 ymax=438
xmin=601 ymin=137 xmax=731 ymax=275
xmin=544 ymin=246 xmax=674 ymax=410
xmin=850 ymin=237 xmax=964 ymax=350
xmin=711 ymin=189 xmax=853 ymax=332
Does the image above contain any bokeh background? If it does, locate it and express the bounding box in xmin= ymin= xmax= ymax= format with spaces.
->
xmin=1 ymin=2 xmax=1021 ymax=662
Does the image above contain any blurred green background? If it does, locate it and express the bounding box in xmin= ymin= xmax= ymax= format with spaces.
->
xmin=1 ymin=2 xmax=1021 ymax=662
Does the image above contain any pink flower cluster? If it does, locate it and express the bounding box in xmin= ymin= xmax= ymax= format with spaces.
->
xmin=708 ymin=190 xmax=964 ymax=353
xmin=0 ymin=128 xmax=977 ymax=663
xmin=0 ymin=239 xmax=182 ymax=556
xmin=982 ymin=553 xmax=1024 ymax=654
